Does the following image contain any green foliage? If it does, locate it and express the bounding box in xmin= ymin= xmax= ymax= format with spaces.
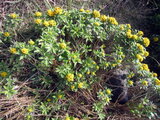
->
xmin=0 ymin=6 xmax=160 ymax=120
xmin=130 ymin=97 xmax=158 ymax=119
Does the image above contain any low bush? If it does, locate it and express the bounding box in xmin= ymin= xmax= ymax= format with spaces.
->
xmin=0 ymin=6 xmax=160 ymax=120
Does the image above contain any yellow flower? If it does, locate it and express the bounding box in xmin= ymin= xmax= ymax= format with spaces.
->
xmin=155 ymin=79 xmax=160 ymax=86
xmin=66 ymin=73 xmax=74 ymax=82
xmin=128 ymin=80 xmax=133 ymax=85
xmin=99 ymin=92 xmax=103 ymax=95
xmin=27 ymin=108 xmax=33 ymax=113
xmin=126 ymin=24 xmax=131 ymax=28
xmin=92 ymin=10 xmax=100 ymax=18
xmin=144 ymin=51 xmax=149 ymax=57
xmin=43 ymin=21 xmax=49 ymax=27
xmin=94 ymin=22 xmax=100 ymax=26
xmin=78 ymin=82 xmax=83 ymax=88
xmin=127 ymin=29 xmax=132 ymax=33
xmin=91 ymin=72 xmax=96 ymax=76
xmin=71 ymin=85 xmax=75 ymax=90
xmin=100 ymin=15 xmax=107 ymax=22
xmin=105 ymin=63 xmax=109 ymax=67
xmin=106 ymin=89 xmax=111 ymax=95
xmin=78 ymin=73 xmax=82 ymax=78
xmin=137 ymin=31 xmax=144 ymax=36
xmin=73 ymin=55 xmax=77 ymax=59
xmin=153 ymin=37 xmax=159 ymax=42
xmin=108 ymin=17 xmax=118 ymax=25
xmin=119 ymin=25 xmax=124 ymax=30
xmin=28 ymin=40 xmax=35 ymax=45
xmin=58 ymin=94 xmax=62 ymax=99
xmin=54 ymin=7 xmax=63 ymax=14
xmin=136 ymin=54 xmax=143 ymax=62
xmin=126 ymin=32 xmax=132 ymax=39
xmin=47 ymin=10 xmax=54 ymax=16
xmin=152 ymin=73 xmax=157 ymax=77
xmin=85 ymin=10 xmax=90 ymax=13
xmin=48 ymin=20 xmax=56 ymax=26
xmin=59 ymin=43 xmax=66 ymax=49
xmin=79 ymin=8 xmax=85 ymax=12
xmin=21 ymin=48 xmax=29 ymax=54
xmin=65 ymin=116 xmax=70 ymax=120
xmin=143 ymin=37 xmax=150 ymax=47
xmin=136 ymin=43 xmax=144 ymax=51
xmin=34 ymin=12 xmax=42 ymax=17
xmin=47 ymin=98 xmax=51 ymax=102
xmin=86 ymin=71 xmax=90 ymax=75
xmin=106 ymin=97 xmax=110 ymax=103
xmin=0 ymin=72 xmax=7 ymax=77
xmin=132 ymin=35 xmax=138 ymax=40
xmin=117 ymin=60 xmax=122 ymax=63
xmin=142 ymin=80 xmax=148 ymax=86
xmin=34 ymin=19 xmax=42 ymax=24
xmin=96 ymin=65 xmax=99 ymax=70
xmin=4 ymin=32 xmax=10 ymax=37
xmin=9 ymin=13 xmax=18 ymax=19
xmin=9 ymin=48 xmax=17 ymax=54
xmin=142 ymin=64 xmax=150 ymax=71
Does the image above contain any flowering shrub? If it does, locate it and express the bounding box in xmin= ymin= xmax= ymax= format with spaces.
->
xmin=0 ymin=7 xmax=160 ymax=120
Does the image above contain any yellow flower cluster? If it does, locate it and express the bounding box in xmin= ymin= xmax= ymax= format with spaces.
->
xmin=92 ymin=10 xmax=100 ymax=18
xmin=141 ymin=64 xmax=150 ymax=71
xmin=106 ymin=97 xmax=110 ymax=103
xmin=66 ymin=73 xmax=74 ymax=82
xmin=43 ymin=21 xmax=49 ymax=27
xmin=94 ymin=22 xmax=100 ymax=26
xmin=28 ymin=40 xmax=35 ymax=45
xmin=34 ymin=19 xmax=42 ymax=24
xmin=54 ymin=7 xmax=63 ymax=14
xmin=126 ymin=31 xmax=132 ymax=39
xmin=108 ymin=17 xmax=118 ymax=25
xmin=136 ymin=43 xmax=144 ymax=51
xmin=79 ymin=8 xmax=85 ymax=12
xmin=152 ymin=73 xmax=158 ymax=77
xmin=155 ymin=79 xmax=160 ymax=85
xmin=106 ymin=89 xmax=111 ymax=95
xmin=59 ymin=43 xmax=66 ymax=49
xmin=21 ymin=48 xmax=29 ymax=54
xmin=9 ymin=13 xmax=18 ymax=19
xmin=9 ymin=48 xmax=17 ymax=54
xmin=126 ymin=24 xmax=131 ymax=28
xmin=78 ymin=82 xmax=83 ymax=88
xmin=47 ymin=7 xmax=63 ymax=17
xmin=119 ymin=25 xmax=124 ymax=30
xmin=4 ymin=32 xmax=10 ymax=37
xmin=143 ymin=51 xmax=149 ymax=57
xmin=0 ymin=72 xmax=7 ymax=77
xmin=35 ymin=12 xmax=42 ymax=17
xmin=78 ymin=73 xmax=82 ymax=78
xmin=100 ymin=15 xmax=107 ymax=22
xmin=85 ymin=10 xmax=90 ymax=13
xmin=48 ymin=20 xmax=56 ymax=26
xmin=132 ymin=35 xmax=138 ymax=40
xmin=137 ymin=31 xmax=144 ymax=36
xmin=136 ymin=54 xmax=143 ymax=62
xmin=142 ymin=80 xmax=148 ymax=86
xmin=128 ymin=80 xmax=133 ymax=85
xmin=143 ymin=37 xmax=150 ymax=47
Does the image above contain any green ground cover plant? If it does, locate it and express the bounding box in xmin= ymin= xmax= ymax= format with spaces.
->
xmin=0 ymin=5 xmax=160 ymax=120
